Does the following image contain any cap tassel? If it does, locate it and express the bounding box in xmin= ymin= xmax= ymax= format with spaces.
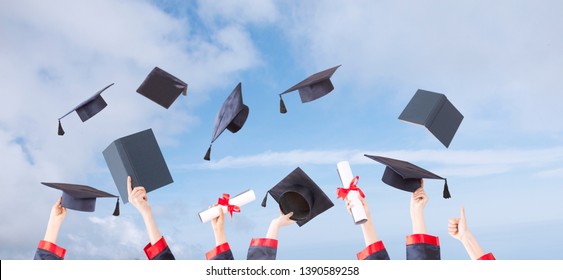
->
xmin=261 ymin=192 xmax=268 ymax=207
xmin=279 ymin=95 xmax=287 ymax=114
xmin=443 ymin=179 xmax=451 ymax=199
xmin=204 ymin=144 xmax=212 ymax=161
xmin=112 ymin=198 xmax=120 ymax=216
xmin=58 ymin=120 xmax=65 ymax=136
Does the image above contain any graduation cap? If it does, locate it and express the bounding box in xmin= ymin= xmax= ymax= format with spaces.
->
xmin=278 ymin=65 xmax=341 ymax=113
xmin=204 ymin=82 xmax=249 ymax=161
xmin=261 ymin=167 xmax=334 ymax=226
xmin=398 ymin=89 xmax=464 ymax=148
xmin=103 ymin=128 xmax=174 ymax=203
xmin=364 ymin=154 xmax=451 ymax=199
xmin=41 ymin=182 xmax=120 ymax=216
xmin=136 ymin=67 xmax=187 ymax=109
xmin=57 ymin=83 xmax=114 ymax=136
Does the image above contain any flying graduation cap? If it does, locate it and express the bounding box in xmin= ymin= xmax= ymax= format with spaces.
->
xmin=261 ymin=167 xmax=334 ymax=226
xmin=204 ymin=82 xmax=249 ymax=161
xmin=57 ymin=83 xmax=114 ymax=136
xmin=41 ymin=182 xmax=120 ymax=216
xmin=364 ymin=154 xmax=451 ymax=199
xmin=136 ymin=67 xmax=188 ymax=109
xmin=398 ymin=89 xmax=463 ymax=148
xmin=278 ymin=65 xmax=341 ymax=113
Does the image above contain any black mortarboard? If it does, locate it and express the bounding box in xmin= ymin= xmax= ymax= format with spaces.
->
xmin=41 ymin=182 xmax=120 ymax=215
xmin=364 ymin=154 xmax=451 ymax=199
xmin=261 ymin=167 xmax=334 ymax=226
xmin=136 ymin=67 xmax=187 ymax=109
xmin=204 ymin=82 xmax=249 ymax=161
xmin=103 ymin=128 xmax=174 ymax=203
xmin=278 ymin=65 xmax=341 ymax=113
xmin=57 ymin=83 xmax=114 ymax=136
xmin=398 ymin=89 xmax=464 ymax=148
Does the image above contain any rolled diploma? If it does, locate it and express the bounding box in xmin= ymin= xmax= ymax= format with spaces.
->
xmin=337 ymin=161 xmax=368 ymax=225
xmin=198 ymin=189 xmax=256 ymax=223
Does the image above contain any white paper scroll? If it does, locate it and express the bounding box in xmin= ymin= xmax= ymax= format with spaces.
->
xmin=198 ymin=189 xmax=256 ymax=223
xmin=337 ymin=161 xmax=368 ymax=225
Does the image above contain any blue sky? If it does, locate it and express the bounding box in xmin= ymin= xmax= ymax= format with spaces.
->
xmin=1 ymin=0 xmax=563 ymax=260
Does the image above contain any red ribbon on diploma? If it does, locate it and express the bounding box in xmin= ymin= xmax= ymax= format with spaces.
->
xmin=217 ymin=193 xmax=241 ymax=217
xmin=337 ymin=176 xmax=365 ymax=199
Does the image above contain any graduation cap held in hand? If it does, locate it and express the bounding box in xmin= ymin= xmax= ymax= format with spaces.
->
xmin=103 ymin=128 xmax=174 ymax=203
xmin=42 ymin=182 xmax=120 ymax=216
xmin=262 ymin=167 xmax=334 ymax=226
xmin=57 ymin=83 xmax=114 ymax=136
xmin=278 ymin=65 xmax=341 ymax=113
xmin=204 ymin=82 xmax=249 ymax=161
xmin=398 ymin=89 xmax=463 ymax=148
xmin=364 ymin=154 xmax=451 ymax=199
xmin=136 ymin=67 xmax=188 ymax=109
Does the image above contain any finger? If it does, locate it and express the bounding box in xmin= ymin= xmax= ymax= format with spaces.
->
xmin=127 ymin=176 xmax=132 ymax=196
xmin=461 ymin=206 xmax=466 ymax=221
xmin=285 ymin=212 xmax=294 ymax=218
xmin=420 ymin=179 xmax=424 ymax=188
xmin=56 ymin=196 xmax=63 ymax=206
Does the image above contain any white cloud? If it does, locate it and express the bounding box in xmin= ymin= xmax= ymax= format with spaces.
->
xmin=181 ymin=147 xmax=563 ymax=177
xmin=0 ymin=0 xmax=267 ymax=259
xmin=279 ymin=0 xmax=563 ymax=134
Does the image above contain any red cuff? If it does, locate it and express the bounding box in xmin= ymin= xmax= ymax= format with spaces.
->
xmin=477 ymin=253 xmax=496 ymax=260
xmin=206 ymin=242 xmax=231 ymax=260
xmin=406 ymin=234 xmax=440 ymax=246
xmin=249 ymin=238 xmax=278 ymax=248
xmin=144 ymin=236 xmax=169 ymax=260
xmin=356 ymin=240 xmax=386 ymax=260
xmin=37 ymin=240 xmax=66 ymax=259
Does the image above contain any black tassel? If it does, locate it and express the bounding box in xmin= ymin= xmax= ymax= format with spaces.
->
xmin=279 ymin=95 xmax=287 ymax=114
xmin=112 ymin=197 xmax=120 ymax=216
xmin=261 ymin=192 xmax=268 ymax=207
xmin=58 ymin=120 xmax=65 ymax=136
xmin=204 ymin=145 xmax=212 ymax=161
xmin=443 ymin=179 xmax=451 ymax=199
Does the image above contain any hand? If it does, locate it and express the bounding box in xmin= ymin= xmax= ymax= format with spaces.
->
xmin=346 ymin=195 xmax=372 ymax=222
xmin=127 ymin=176 xmax=151 ymax=216
xmin=410 ymin=182 xmax=428 ymax=234
xmin=211 ymin=205 xmax=227 ymax=246
xmin=43 ymin=197 xmax=67 ymax=244
xmin=448 ymin=207 xmax=469 ymax=241
xmin=266 ymin=212 xmax=295 ymax=239
xmin=49 ymin=196 xmax=67 ymax=226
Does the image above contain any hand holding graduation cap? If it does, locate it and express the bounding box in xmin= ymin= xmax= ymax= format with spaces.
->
xmin=410 ymin=182 xmax=428 ymax=234
xmin=43 ymin=197 xmax=67 ymax=244
xmin=127 ymin=176 xmax=163 ymax=245
xmin=266 ymin=212 xmax=295 ymax=240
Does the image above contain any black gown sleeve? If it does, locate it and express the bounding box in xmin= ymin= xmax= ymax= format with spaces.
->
xmin=356 ymin=240 xmax=391 ymax=260
xmin=33 ymin=240 xmax=66 ymax=260
xmin=246 ymin=238 xmax=278 ymax=260
xmin=206 ymin=242 xmax=235 ymax=260
xmin=406 ymin=234 xmax=440 ymax=260
xmin=144 ymin=237 xmax=175 ymax=260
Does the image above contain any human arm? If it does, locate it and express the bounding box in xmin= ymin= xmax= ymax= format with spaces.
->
xmin=34 ymin=197 xmax=67 ymax=260
xmin=448 ymin=207 xmax=495 ymax=260
xmin=347 ymin=196 xmax=390 ymax=260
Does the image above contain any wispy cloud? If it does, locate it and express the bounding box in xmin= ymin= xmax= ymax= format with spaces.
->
xmin=179 ymin=147 xmax=563 ymax=177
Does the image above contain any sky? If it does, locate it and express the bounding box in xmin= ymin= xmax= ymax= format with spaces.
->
xmin=1 ymin=0 xmax=563 ymax=260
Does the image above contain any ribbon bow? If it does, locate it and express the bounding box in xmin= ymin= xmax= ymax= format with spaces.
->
xmin=337 ymin=176 xmax=365 ymax=199
xmin=217 ymin=193 xmax=241 ymax=217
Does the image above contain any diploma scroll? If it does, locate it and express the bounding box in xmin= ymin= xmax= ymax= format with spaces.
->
xmin=337 ymin=161 xmax=368 ymax=225
xmin=198 ymin=189 xmax=256 ymax=223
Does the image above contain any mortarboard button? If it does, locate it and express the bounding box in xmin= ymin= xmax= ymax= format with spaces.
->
xmin=41 ymin=182 xmax=120 ymax=215
xmin=364 ymin=154 xmax=451 ymax=199
xmin=136 ymin=67 xmax=188 ymax=109
xmin=278 ymin=65 xmax=341 ymax=114
xmin=57 ymin=83 xmax=114 ymax=136
xmin=204 ymin=82 xmax=249 ymax=161
xmin=398 ymin=89 xmax=464 ymax=148
xmin=103 ymin=128 xmax=174 ymax=203
xmin=261 ymin=167 xmax=334 ymax=226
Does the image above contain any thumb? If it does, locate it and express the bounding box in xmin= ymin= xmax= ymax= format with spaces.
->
xmin=460 ymin=206 xmax=466 ymax=221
